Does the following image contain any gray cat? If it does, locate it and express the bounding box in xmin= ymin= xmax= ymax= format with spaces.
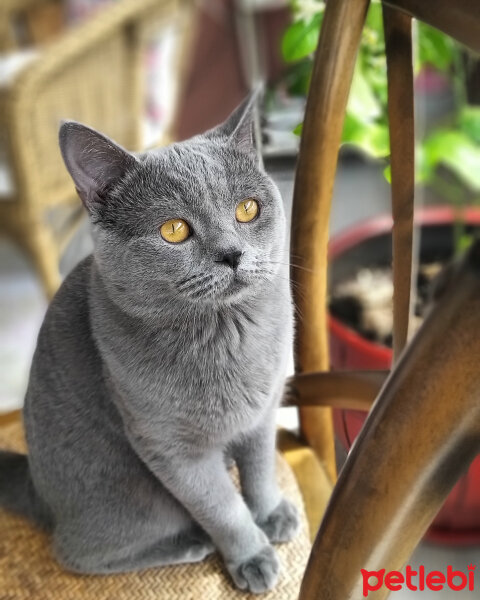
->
xmin=0 ymin=94 xmax=299 ymax=594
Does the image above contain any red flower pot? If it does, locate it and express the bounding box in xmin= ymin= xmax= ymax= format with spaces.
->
xmin=329 ymin=206 xmax=480 ymax=544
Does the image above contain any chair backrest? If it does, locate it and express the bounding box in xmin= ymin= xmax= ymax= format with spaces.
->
xmin=4 ymin=0 xmax=193 ymax=214
xmin=0 ymin=0 xmax=65 ymax=50
xmin=289 ymin=0 xmax=480 ymax=481
xmin=291 ymin=0 xmax=480 ymax=597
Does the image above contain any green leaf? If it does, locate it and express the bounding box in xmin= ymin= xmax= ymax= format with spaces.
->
xmin=458 ymin=105 xmax=480 ymax=145
xmin=456 ymin=232 xmax=475 ymax=254
xmin=415 ymin=144 xmax=430 ymax=184
xmin=341 ymin=113 xmax=390 ymax=158
xmin=284 ymin=59 xmax=313 ymax=96
xmin=347 ymin=61 xmax=382 ymax=121
xmin=368 ymin=123 xmax=390 ymax=156
xmin=423 ymin=129 xmax=480 ymax=191
xmin=383 ymin=164 xmax=391 ymax=183
xmin=281 ymin=13 xmax=322 ymax=63
xmin=418 ymin=23 xmax=455 ymax=71
xmin=293 ymin=122 xmax=303 ymax=136
xmin=365 ymin=2 xmax=382 ymax=30
xmin=341 ymin=113 xmax=362 ymax=143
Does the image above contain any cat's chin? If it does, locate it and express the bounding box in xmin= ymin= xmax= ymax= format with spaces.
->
xmin=193 ymin=284 xmax=251 ymax=307
xmin=224 ymin=279 xmax=251 ymax=301
xmin=184 ymin=279 xmax=256 ymax=307
xmin=220 ymin=276 xmax=271 ymax=305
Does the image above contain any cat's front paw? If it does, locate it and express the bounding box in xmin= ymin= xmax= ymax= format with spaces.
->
xmin=257 ymin=498 xmax=300 ymax=543
xmin=227 ymin=545 xmax=279 ymax=594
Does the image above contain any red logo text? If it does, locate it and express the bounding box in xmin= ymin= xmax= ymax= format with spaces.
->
xmin=361 ymin=565 xmax=476 ymax=596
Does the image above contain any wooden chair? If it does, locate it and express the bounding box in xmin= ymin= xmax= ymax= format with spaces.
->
xmin=287 ymin=0 xmax=480 ymax=597
xmin=0 ymin=0 xmax=193 ymax=298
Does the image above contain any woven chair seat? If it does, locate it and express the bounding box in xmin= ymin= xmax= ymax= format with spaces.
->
xmin=0 ymin=418 xmax=311 ymax=600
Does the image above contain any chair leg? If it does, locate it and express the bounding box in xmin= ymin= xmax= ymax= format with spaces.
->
xmin=383 ymin=6 xmax=415 ymax=362
xmin=290 ymin=0 xmax=371 ymax=483
xmin=21 ymin=219 xmax=61 ymax=300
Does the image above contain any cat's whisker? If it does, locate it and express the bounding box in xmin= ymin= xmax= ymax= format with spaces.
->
xmin=177 ymin=274 xmax=200 ymax=288
xmin=187 ymin=274 xmax=227 ymax=300
xmin=263 ymin=260 xmax=317 ymax=274
xmin=255 ymin=272 xmax=305 ymax=320
xmin=182 ymin=277 xmax=218 ymax=297
xmin=252 ymin=267 xmax=305 ymax=298
xmin=177 ymin=273 xmax=213 ymax=291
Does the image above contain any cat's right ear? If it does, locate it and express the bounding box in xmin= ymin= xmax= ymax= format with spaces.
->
xmin=59 ymin=121 xmax=137 ymax=214
xmin=204 ymin=87 xmax=262 ymax=159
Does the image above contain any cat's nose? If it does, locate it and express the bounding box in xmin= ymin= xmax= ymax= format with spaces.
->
xmin=216 ymin=250 xmax=243 ymax=270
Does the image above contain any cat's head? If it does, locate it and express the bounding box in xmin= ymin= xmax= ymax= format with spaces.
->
xmin=59 ymin=94 xmax=286 ymax=313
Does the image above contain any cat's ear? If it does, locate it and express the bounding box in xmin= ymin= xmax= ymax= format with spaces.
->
xmin=59 ymin=121 xmax=137 ymax=214
xmin=207 ymin=89 xmax=261 ymax=157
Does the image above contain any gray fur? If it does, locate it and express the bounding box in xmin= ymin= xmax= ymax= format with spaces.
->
xmin=0 ymin=95 xmax=299 ymax=593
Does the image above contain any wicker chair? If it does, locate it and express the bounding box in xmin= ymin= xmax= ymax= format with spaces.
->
xmin=0 ymin=412 xmax=324 ymax=600
xmin=0 ymin=0 xmax=193 ymax=298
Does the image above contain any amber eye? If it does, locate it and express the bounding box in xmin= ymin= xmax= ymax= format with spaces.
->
xmin=236 ymin=198 xmax=259 ymax=223
xmin=159 ymin=219 xmax=190 ymax=243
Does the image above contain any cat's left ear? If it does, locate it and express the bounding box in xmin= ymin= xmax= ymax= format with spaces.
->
xmin=207 ymin=88 xmax=261 ymax=158
xmin=59 ymin=121 xmax=137 ymax=214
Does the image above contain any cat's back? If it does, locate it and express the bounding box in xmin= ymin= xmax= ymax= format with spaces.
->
xmin=22 ymin=257 xmax=170 ymax=521
xmin=23 ymin=255 xmax=107 ymax=437
xmin=29 ymin=254 xmax=95 ymax=379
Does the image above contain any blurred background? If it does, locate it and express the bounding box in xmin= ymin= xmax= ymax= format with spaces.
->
xmin=1 ymin=1 xmax=480 ymax=594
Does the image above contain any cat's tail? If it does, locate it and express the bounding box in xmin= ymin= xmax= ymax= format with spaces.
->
xmin=0 ymin=451 xmax=52 ymax=529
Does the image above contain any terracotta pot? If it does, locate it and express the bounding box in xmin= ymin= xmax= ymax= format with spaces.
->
xmin=329 ymin=206 xmax=480 ymax=544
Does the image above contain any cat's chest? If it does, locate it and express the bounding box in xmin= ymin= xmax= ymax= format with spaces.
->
xmin=143 ymin=308 xmax=285 ymax=391
xmin=106 ymin=300 xmax=291 ymax=434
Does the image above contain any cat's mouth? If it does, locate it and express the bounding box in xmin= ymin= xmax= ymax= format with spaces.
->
xmin=223 ymin=269 xmax=265 ymax=297
xmin=229 ymin=275 xmax=249 ymax=290
xmin=178 ymin=266 xmax=273 ymax=303
xmin=223 ymin=266 xmax=276 ymax=297
xmin=218 ymin=276 xmax=251 ymax=302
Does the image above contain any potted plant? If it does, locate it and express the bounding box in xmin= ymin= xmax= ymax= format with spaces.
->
xmin=329 ymin=206 xmax=480 ymax=543
xmin=281 ymin=0 xmax=480 ymax=542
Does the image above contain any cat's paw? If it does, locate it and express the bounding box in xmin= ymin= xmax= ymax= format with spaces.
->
xmin=257 ymin=498 xmax=300 ymax=543
xmin=227 ymin=545 xmax=279 ymax=594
